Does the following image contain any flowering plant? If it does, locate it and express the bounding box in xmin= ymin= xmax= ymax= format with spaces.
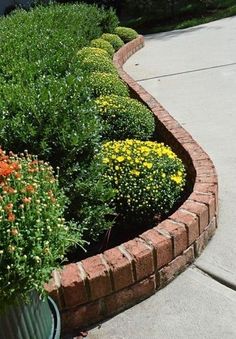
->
xmin=114 ymin=26 xmax=138 ymax=42
xmin=0 ymin=149 xmax=80 ymax=309
xmin=101 ymin=33 xmax=124 ymax=51
xmin=101 ymin=140 xmax=186 ymax=223
xmin=85 ymin=72 xmax=129 ymax=98
xmin=90 ymin=38 xmax=115 ymax=57
xmin=76 ymin=54 xmax=118 ymax=75
xmin=95 ymin=94 xmax=155 ymax=140
xmin=76 ymin=47 xmax=111 ymax=60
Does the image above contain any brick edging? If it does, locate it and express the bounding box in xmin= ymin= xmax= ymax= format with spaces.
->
xmin=45 ymin=36 xmax=218 ymax=334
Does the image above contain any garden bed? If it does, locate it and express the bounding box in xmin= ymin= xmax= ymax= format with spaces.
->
xmin=46 ymin=36 xmax=218 ymax=336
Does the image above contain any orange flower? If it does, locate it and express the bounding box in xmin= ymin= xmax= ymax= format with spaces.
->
xmin=22 ymin=197 xmax=31 ymax=204
xmin=8 ymin=212 xmax=16 ymax=222
xmin=3 ymin=186 xmax=15 ymax=194
xmin=50 ymin=196 xmax=56 ymax=203
xmin=11 ymin=162 xmax=20 ymax=171
xmin=14 ymin=172 xmax=21 ymax=179
xmin=11 ymin=228 xmax=19 ymax=236
xmin=26 ymin=185 xmax=35 ymax=193
xmin=4 ymin=203 xmax=13 ymax=212
xmin=0 ymin=161 xmax=14 ymax=177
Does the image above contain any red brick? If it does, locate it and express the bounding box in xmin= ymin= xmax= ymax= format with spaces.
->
xmin=196 ymin=167 xmax=216 ymax=176
xmin=158 ymin=246 xmax=194 ymax=287
xmin=152 ymin=107 xmax=170 ymax=121
xmin=171 ymin=129 xmax=193 ymax=143
xmin=146 ymin=97 xmax=159 ymax=110
xmin=140 ymin=92 xmax=152 ymax=103
xmin=189 ymin=192 xmax=216 ymax=221
xmin=61 ymin=300 xmax=103 ymax=331
xmin=105 ymin=276 xmax=156 ymax=315
xmin=181 ymin=200 xmax=209 ymax=233
xmin=60 ymin=263 xmax=88 ymax=308
xmin=104 ymin=247 xmax=135 ymax=291
xmin=196 ymin=175 xmax=218 ymax=184
xmin=182 ymin=142 xmax=205 ymax=155
xmin=164 ymin=119 xmax=181 ymax=130
xmin=141 ymin=229 xmax=173 ymax=268
xmin=156 ymin=219 xmax=188 ymax=257
xmin=82 ymin=255 xmax=112 ymax=301
xmin=194 ymin=183 xmax=218 ymax=211
xmin=194 ymin=217 xmax=217 ymax=257
xmin=124 ymin=238 xmax=154 ymax=281
xmin=182 ymin=144 xmax=209 ymax=161
xmin=170 ymin=209 xmax=199 ymax=245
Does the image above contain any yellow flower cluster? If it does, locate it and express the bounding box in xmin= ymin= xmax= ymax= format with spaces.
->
xmin=101 ymin=139 xmax=186 ymax=220
xmin=80 ymin=54 xmax=117 ymax=75
xmin=77 ymin=47 xmax=110 ymax=60
xmin=95 ymin=95 xmax=122 ymax=113
xmin=90 ymin=38 xmax=115 ymax=57
xmin=94 ymin=95 xmax=155 ymax=141
xmin=86 ymin=72 xmax=129 ymax=98
xmin=101 ymin=33 xmax=124 ymax=51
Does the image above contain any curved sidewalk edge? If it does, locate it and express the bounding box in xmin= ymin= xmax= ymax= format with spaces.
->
xmin=45 ymin=36 xmax=219 ymax=335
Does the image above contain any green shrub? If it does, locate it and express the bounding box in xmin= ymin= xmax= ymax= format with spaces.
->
xmin=0 ymin=74 xmax=114 ymax=241
xmin=67 ymin=160 xmax=115 ymax=240
xmin=101 ymin=33 xmax=124 ymax=51
xmin=0 ymin=4 xmax=119 ymax=241
xmin=75 ymin=54 xmax=118 ymax=75
xmin=97 ymin=6 xmax=119 ymax=33
xmin=95 ymin=95 xmax=155 ymax=140
xmin=115 ymin=26 xmax=139 ymax=42
xmin=0 ymin=75 xmax=99 ymax=167
xmin=0 ymin=4 xmax=118 ymax=82
xmin=85 ymin=72 xmax=129 ymax=97
xmin=101 ymin=140 xmax=186 ymax=223
xmin=90 ymin=38 xmax=115 ymax=57
xmin=76 ymin=47 xmax=111 ymax=60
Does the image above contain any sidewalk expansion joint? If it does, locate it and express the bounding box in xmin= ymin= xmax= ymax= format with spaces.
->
xmin=136 ymin=61 xmax=236 ymax=82
xmin=193 ymin=264 xmax=236 ymax=292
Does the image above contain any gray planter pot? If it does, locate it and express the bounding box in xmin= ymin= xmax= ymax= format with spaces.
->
xmin=0 ymin=292 xmax=61 ymax=339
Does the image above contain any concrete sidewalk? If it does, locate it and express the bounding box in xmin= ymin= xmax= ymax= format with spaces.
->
xmin=89 ymin=17 xmax=236 ymax=338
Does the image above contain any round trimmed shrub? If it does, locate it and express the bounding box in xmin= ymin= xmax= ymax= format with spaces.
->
xmin=95 ymin=95 xmax=155 ymax=140
xmin=115 ymin=26 xmax=138 ymax=42
xmin=101 ymin=33 xmax=124 ymax=51
xmin=85 ymin=72 xmax=129 ymax=97
xmin=90 ymin=38 xmax=115 ymax=57
xmin=76 ymin=54 xmax=118 ymax=75
xmin=101 ymin=140 xmax=186 ymax=223
xmin=76 ymin=47 xmax=111 ymax=60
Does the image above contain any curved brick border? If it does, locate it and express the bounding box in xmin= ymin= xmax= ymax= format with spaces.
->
xmin=45 ymin=36 xmax=218 ymax=334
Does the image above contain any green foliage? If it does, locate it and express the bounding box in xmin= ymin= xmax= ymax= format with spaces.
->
xmin=102 ymin=140 xmax=186 ymax=223
xmin=101 ymin=33 xmax=124 ymax=51
xmin=90 ymin=38 xmax=115 ymax=57
xmin=0 ymin=3 xmax=117 ymax=82
xmin=67 ymin=160 xmax=115 ymax=240
xmin=115 ymin=26 xmax=138 ymax=42
xmin=98 ymin=6 xmax=120 ymax=33
xmin=0 ymin=3 xmax=118 ymax=243
xmin=74 ymin=54 xmax=118 ymax=75
xmin=0 ymin=150 xmax=81 ymax=308
xmin=95 ymin=95 xmax=155 ymax=140
xmin=85 ymin=72 xmax=129 ymax=98
xmin=0 ymin=75 xmax=99 ymax=168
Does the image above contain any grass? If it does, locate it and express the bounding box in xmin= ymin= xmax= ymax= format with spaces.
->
xmin=123 ymin=3 xmax=236 ymax=35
